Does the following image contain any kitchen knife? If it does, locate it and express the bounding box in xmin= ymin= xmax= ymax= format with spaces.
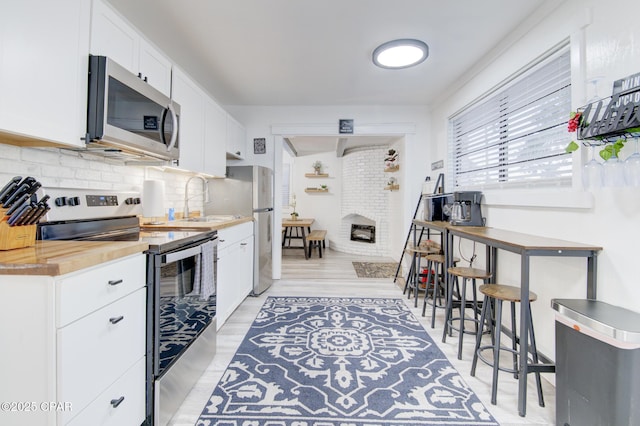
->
xmin=7 ymin=203 xmax=30 ymax=226
xmin=13 ymin=205 xmax=33 ymax=226
xmin=20 ymin=195 xmax=50 ymax=225
xmin=3 ymin=179 xmax=40 ymax=208
xmin=2 ymin=179 xmax=31 ymax=208
xmin=29 ymin=206 xmax=50 ymax=225
xmin=18 ymin=202 xmax=39 ymax=225
xmin=4 ymin=194 xmax=30 ymax=217
xmin=0 ymin=176 xmax=22 ymax=203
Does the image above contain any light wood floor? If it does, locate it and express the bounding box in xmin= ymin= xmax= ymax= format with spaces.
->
xmin=168 ymin=249 xmax=555 ymax=426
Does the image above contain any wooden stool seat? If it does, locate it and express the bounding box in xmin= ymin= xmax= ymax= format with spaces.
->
xmin=405 ymin=245 xmax=440 ymax=256
xmin=479 ymin=284 xmax=537 ymax=303
xmin=424 ymin=254 xmax=445 ymax=263
xmin=306 ymin=230 xmax=327 ymax=258
xmin=448 ymin=266 xmax=492 ymax=280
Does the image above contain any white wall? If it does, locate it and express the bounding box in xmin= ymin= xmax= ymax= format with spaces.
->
xmin=429 ymin=0 xmax=640 ymax=362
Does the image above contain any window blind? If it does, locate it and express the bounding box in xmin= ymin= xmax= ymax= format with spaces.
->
xmin=448 ymin=47 xmax=572 ymax=189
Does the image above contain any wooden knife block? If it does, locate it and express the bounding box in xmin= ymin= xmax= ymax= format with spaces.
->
xmin=0 ymin=208 xmax=36 ymax=250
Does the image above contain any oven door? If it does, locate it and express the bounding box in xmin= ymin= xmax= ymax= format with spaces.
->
xmin=150 ymin=239 xmax=217 ymax=377
xmin=146 ymin=236 xmax=217 ymax=425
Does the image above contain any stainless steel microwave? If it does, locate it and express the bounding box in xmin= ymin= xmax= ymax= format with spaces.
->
xmin=86 ymin=55 xmax=180 ymax=162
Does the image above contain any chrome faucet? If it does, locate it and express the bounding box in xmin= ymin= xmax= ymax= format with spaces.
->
xmin=183 ymin=175 xmax=209 ymax=219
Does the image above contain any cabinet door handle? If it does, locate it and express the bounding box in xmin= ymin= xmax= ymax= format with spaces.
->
xmin=110 ymin=396 xmax=125 ymax=408
xmin=219 ymin=239 xmax=225 ymax=243
xmin=108 ymin=279 xmax=123 ymax=286
xmin=240 ymin=242 xmax=248 ymax=246
xmin=109 ymin=316 xmax=124 ymax=324
xmin=235 ymin=151 xmax=241 ymax=156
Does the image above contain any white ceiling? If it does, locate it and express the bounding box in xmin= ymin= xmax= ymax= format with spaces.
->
xmin=105 ymin=0 xmax=551 ymax=154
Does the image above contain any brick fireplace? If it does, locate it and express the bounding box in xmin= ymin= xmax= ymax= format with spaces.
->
xmin=331 ymin=147 xmax=390 ymax=257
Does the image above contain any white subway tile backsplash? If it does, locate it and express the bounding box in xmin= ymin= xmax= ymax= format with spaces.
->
xmin=0 ymin=144 xmax=200 ymax=215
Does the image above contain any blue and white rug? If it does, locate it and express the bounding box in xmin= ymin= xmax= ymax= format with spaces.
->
xmin=198 ymin=297 xmax=497 ymax=425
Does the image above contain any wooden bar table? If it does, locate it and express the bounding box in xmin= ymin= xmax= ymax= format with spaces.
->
xmin=282 ymin=218 xmax=315 ymax=259
xmin=444 ymin=225 xmax=602 ymax=417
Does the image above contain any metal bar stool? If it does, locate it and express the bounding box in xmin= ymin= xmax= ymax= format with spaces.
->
xmin=402 ymin=243 xmax=440 ymax=307
xmin=443 ymin=266 xmax=491 ymax=359
xmin=421 ymin=254 xmax=459 ymax=328
xmin=470 ymin=284 xmax=545 ymax=407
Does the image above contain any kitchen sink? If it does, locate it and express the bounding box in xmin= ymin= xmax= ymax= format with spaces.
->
xmin=185 ymin=215 xmax=238 ymax=222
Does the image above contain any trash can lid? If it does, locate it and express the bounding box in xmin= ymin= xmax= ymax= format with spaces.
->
xmin=551 ymin=299 xmax=640 ymax=344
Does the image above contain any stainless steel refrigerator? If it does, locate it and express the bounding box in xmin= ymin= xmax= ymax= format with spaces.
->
xmin=206 ymin=165 xmax=273 ymax=295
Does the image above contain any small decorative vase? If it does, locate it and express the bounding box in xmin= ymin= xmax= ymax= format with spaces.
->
xmin=314 ymin=168 xmax=320 ymax=175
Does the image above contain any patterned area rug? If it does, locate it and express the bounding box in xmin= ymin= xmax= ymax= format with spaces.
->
xmin=197 ymin=297 xmax=497 ymax=425
xmin=352 ymin=261 xmax=399 ymax=278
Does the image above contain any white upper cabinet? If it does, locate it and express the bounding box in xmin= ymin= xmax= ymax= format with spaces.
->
xmin=173 ymin=67 xmax=226 ymax=176
xmin=172 ymin=66 xmax=205 ymax=173
xmin=204 ymin=99 xmax=228 ymax=177
xmin=91 ymin=0 xmax=172 ymax=97
xmin=226 ymin=114 xmax=246 ymax=160
xmin=0 ymin=0 xmax=91 ymax=148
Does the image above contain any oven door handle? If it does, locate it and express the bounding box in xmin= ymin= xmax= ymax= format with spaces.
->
xmin=162 ymin=245 xmax=202 ymax=264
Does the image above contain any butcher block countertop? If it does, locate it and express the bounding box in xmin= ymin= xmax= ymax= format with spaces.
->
xmin=140 ymin=215 xmax=253 ymax=231
xmin=0 ymin=240 xmax=149 ymax=276
xmin=0 ymin=216 xmax=252 ymax=276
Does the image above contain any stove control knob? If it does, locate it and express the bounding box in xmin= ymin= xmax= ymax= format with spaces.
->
xmin=133 ymin=197 xmax=141 ymax=205
xmin=55 ymin=197 xmax=67 ymax=207
xmin=125 ymin=197 xmax=134 ymax=205
xmin=67 ymin=196 xmax=80 ymax=206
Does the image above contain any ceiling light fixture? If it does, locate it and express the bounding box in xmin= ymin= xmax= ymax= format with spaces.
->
xmin=372 ymin=39 xmax=429 ymax=69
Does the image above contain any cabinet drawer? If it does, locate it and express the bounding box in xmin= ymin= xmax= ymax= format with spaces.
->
xmin=65 ymin=356 xmax=145 ymax=426
xmin=218 ymin=221 xmax=253 ymax=252
xmin=57 ymin=288 xmax=146 ymax=418
xmin=57 ymin=254 xmax=145 ymax=327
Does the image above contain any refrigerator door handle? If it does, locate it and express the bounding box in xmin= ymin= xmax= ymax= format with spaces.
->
xmin=253 ymin=207 xmax=273 ymax=213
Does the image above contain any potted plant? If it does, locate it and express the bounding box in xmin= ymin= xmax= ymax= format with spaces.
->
xmin=290 ymin=194 xmax=298 ymax=220
xmin=385 ymin=149 xmax=398 ymax=168
xmin=312 ymin=160 xmax=322 ymax=175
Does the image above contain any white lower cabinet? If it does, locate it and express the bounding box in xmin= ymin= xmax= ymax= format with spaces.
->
xmin=217 ymin=222 xmax=254 ymax=329
xmin=0 ymin=253 xmax=146 ymax=426
xmin=66 ymin=358 xmax=145 ymax=426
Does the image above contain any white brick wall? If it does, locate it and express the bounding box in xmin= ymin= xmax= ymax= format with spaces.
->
xmin=331 ymin=147 xmax=390 ymax=256
xmin=1 ymin=144 xmax=200 ymax=216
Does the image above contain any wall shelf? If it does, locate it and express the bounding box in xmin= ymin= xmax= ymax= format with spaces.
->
xmin=305 ymin=173 xmax=329 ymax=178
xmin=384 ymin=184 xmax=400 ymax=191
xmin=305 ymin=188 xmax=329 ymax=193
xmin=384 ymin=165 xmax=399 ymax=172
